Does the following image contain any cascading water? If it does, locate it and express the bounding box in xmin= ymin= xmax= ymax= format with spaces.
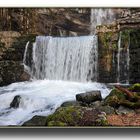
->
xmin=117 ymin=32 xmax=121 ymax=83
xmin=126 ymin=34 xmax=130 ymax=84
xmin=29 ymin=36 xmax=98 ymax=82
xmin=117 ymin=32 xmax=130 ymax=84
xmin=90 ymin=8 xmax=116 ymax=34
xmin=23 ymin=41 xmax=30 ymax=73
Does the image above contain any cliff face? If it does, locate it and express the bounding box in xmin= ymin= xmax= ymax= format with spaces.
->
xmin=0 ymin=32 xmax=36 ymax=86
xmin=0 ymin=8 xmax=91 ymax=36
xmin=97 ymin=8 xmax=140 ymax=83
xmin=0 ymin=8 xmax=140 ymax=86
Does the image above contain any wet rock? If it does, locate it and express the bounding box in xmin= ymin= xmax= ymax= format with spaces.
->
xmin=61 ymin=100 xmax=80 ymax=107
xmin=10 ymin=95 xmax=21 ymax=108
xmin=23 ymin=116 xmax=47 ymax=126
xmin=76 ymin=91 xmax=102 ymax=104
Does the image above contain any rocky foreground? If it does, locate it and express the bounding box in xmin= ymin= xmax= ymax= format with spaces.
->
xmin=21 ymin=83 xmax=140 ymax=127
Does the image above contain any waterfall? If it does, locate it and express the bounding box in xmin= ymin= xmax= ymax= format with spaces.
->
xmin=25 ymin=35 xmax=98 ymax=82
xmin=23 ymin=41 xmax=30 ymax=73
xmin=126 ymin=34 xmax=130 ymax=84
xmin=117 ymin=32 xmax=121 ymax=83
xmin=90 ymin=8 xmax=115 ymax=34
xmin=117 ymin=32 xmax=130 ymax=83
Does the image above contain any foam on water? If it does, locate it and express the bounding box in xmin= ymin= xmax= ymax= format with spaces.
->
xmin=0 ymin=80 xmax=110 ymax=126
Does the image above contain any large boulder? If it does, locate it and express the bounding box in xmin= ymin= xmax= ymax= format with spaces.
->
xmin=46 ymin=106 xmax=108 ymax=127
xmin=76 ymin=91 xmax=102 ymax=104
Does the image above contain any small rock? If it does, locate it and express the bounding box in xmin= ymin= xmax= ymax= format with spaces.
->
xmin=10 ymin=95 xmax=21 ymax=108
xmin=98 ymin=105 xmax=115 ymax=115
xmin=117 ymin=105 xmax=135 ymax=114
xmin=90 ymin=101 xmax=102 ymax=108
xmin=76 ymin=91 xmax=102 ymax=104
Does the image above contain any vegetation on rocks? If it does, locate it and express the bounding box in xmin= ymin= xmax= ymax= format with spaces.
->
xmin=105 ymin=84 xmax=140 ymax=109
xmin=46 ymin=106 xmax=109 ymax=126
xmin=104 ymin=88 xmax=127 ymax=108
xmin=129 ymin=83 xmax=140 ymax=92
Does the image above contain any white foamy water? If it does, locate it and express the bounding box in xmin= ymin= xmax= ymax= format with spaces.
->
xmin=0 ymin=80 xmax=110 ymax=126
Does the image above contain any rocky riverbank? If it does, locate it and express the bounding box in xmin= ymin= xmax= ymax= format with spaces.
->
xmin=22 ymin=83 xmax=140 ymax=127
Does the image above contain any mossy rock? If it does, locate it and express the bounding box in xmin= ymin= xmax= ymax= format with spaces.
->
xmin=46 ymin=106 xmax=109 ymax=127
xmin=46 ymin=106 xmax=82 ymax=126
xmin=120 ymin=100 xmax=140 ymax=109
xmin=104 ymin=88 xmax=127 ymax=108
xmin=129 ymin=83 xmax=140 ymax=92
xmin=22 ymin=116 xmax=47 ymax=126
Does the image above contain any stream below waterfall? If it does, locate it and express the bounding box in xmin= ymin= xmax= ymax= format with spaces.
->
xmin=0 ymin=80 xmax=110 ymax=126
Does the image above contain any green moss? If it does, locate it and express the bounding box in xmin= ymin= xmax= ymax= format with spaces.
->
xmin=104 ymin=88 xmax=127 ymax=108
xmin=100 ymin=32 xmax=113 ymax=49
xmin=46 ymin=106 xmax=82 ymax=126
xmin=120 ymin=100 xmax=140 ymax=109
xmin=47 ymin=121 xmax=67 ymax=127
xmin=112 ymin=43 xmax=117 ymax=50
xmin=129 ymin=83 xmax=140 ymax=92
xmin=121 ymin=30 xmax=131 ymax=49
xmin=121 ymin=30 xmax=130 ymax=41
